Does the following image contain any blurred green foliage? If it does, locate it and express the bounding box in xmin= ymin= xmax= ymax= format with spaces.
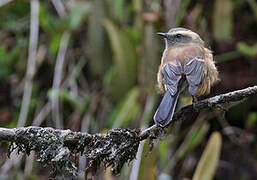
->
xmin=104 ymin=19 xmax=138 ymax=99
xmin=0 ymin=45 xmax=19 ymax=79
xmin=0 ymin=0 xmax=257 ymax=179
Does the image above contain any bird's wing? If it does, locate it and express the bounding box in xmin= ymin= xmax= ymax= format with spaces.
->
xmin=184 ymin=56 xmax=205 ymax=95
xmin=162 ymin=60 xmax=183 ymax=96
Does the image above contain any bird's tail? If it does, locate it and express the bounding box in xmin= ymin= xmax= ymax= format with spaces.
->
xmin=154 ymin=91 xmax=179 ymax=127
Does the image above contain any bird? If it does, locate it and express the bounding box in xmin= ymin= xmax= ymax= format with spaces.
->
xmin=154 ymin=27 xmax=219 ymax=127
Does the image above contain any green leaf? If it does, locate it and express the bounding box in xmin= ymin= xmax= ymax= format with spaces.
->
xmin=213 ymin=0 xmax=233 ymax=41
xmin=39 ymin=4 xmax=59 ymax=35
xmin=104 ymin=19 xmax=138 ymax=99
xmin=237 ymin=42 xmax=257 ymax=57
xmin=48 ymin=89 xmax=88 ymax=112
xmin=175 ymin=0 xmax=192 ymax=26
xmin=49 ymin=34 xmax=61 ymax=55
xmin=192 ymin=132 xmax=222 ymax=180
xmin=246 ymin=112 xmax=257 ymax=129
xmin=140 ymin=94 xmax=158 ymax=127
xmin=114 ymin=0 xmax=124 ymax=22
xmin=0 ymin=45 xmax=20 ymax=79
xmin=177 ymin=122 xmax=209 ymax=160
xmin=138 ymin=140 xmax=157 ymax=180
xmin=69 ymin=2 xmax=91 ymax=30
xmin=39 ymin=4 xmax=63 ymax=56
xmin=0 ymin=1 xmax=30 ymax=32
xmin=158 ymin=139 xmax=169 ymax=168
xmin=247 ymin=0 xmax=257 ymax=21
xmin=87 ymin=0 xmax=111 ymax=76
xmin=111 ymin=88 xmax=140 ymax=128
xmin=103 ymin=66 xmax=115 ymax=91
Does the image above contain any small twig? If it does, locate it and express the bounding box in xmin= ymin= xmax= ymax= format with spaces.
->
xmin=50 ymin=0 xmax=68 ymax=130
xmin=7 ymin=1 xmax=40 ymax=175
xmin=164 ymin=0 xmax=183 ymax=29
xmin=32 ymin=101 xmax=51 ymax=126
xmin=130 ymin=140 xmax=145 ymax=180
xmin=78 ymin=114 xmax=90 ymax=174
xmin=51 ymin=31 xmax=71 ymax=129
xmin=0 ymin=0 xmax=13 ymax=7
xmin=17 ymin=0 xmax=39 ymax=127
xmin=217 ymin=111 xmax=241 ymax=145
xmin=51 ymin=0 xmax=67 ymax=18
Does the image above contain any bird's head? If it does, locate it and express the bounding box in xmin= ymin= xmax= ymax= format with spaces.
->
xmin=157 ymin=27 xmax=204 ymax=48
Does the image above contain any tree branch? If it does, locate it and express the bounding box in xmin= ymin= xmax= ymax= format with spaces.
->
xmin=139 ymin=85 xmax=257 ymax=140
xmin=0 ymin=85 xmax=256 ymax=177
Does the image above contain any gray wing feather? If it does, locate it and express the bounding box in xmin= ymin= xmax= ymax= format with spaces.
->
xmin=188 ymin=84 xmax=199 ymax=95
xmin=184 ymin=57 xmax=205 ymax=95
xmin=162 ymin=60 xmax=182 ymax=96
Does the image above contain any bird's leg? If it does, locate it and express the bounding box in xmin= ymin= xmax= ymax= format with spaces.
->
xmin=192 ymin=95 xmax=198 ymax=111
xmin=192 ymin=95 xmax=197 ymax=104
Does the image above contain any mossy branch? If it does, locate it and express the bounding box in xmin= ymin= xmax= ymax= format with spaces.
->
xmin=0 ymin=85 xmax=257 ymax=177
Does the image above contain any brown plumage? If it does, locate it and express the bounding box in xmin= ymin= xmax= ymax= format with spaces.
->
xmin=157 ymin=44 xmax=218 ymax=96
xmin=154 ymin=28 xmax=219 ymax=127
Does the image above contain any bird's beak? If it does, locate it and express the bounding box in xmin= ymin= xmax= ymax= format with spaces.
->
xmin=157 ymin=32 xmax=168 ymax=38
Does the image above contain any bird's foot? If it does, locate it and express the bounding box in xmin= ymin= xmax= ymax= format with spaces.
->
xmin=192 ymin=96 xmax=198 ymax=112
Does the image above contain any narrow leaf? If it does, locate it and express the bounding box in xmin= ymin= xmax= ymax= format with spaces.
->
xmin=192 ymin=132 xmax=222 ymax=180
xmin=111 ymin=88 xmax=140 ymax=128
xmin=104 ymin=19 xmax=138 ymax=99
xmin=213 ymin=0 xmax=233 ymax=41
xmin=177 ymin=122 xmax=209 ymax=160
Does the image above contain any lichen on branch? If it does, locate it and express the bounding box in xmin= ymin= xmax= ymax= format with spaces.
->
xmin=0 ymin=85 xmax=257 ymax=177
xmin=2 ymin=127 xmax=142 ymax=177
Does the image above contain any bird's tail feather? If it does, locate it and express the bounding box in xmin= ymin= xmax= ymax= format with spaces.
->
xmin=154 ymin=91 xmax=179 ymax=127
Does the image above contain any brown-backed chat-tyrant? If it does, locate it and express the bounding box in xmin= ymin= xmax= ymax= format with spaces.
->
xmin=154 ymin=28 xmax=219 ymax=127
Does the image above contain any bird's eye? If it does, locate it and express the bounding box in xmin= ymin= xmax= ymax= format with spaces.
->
xmin=176 ymin=34 xmax=182 ymax=38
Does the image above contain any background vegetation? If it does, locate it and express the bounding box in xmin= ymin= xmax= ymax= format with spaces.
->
xmin=0 ymin=0 xmax=257 ymax=179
